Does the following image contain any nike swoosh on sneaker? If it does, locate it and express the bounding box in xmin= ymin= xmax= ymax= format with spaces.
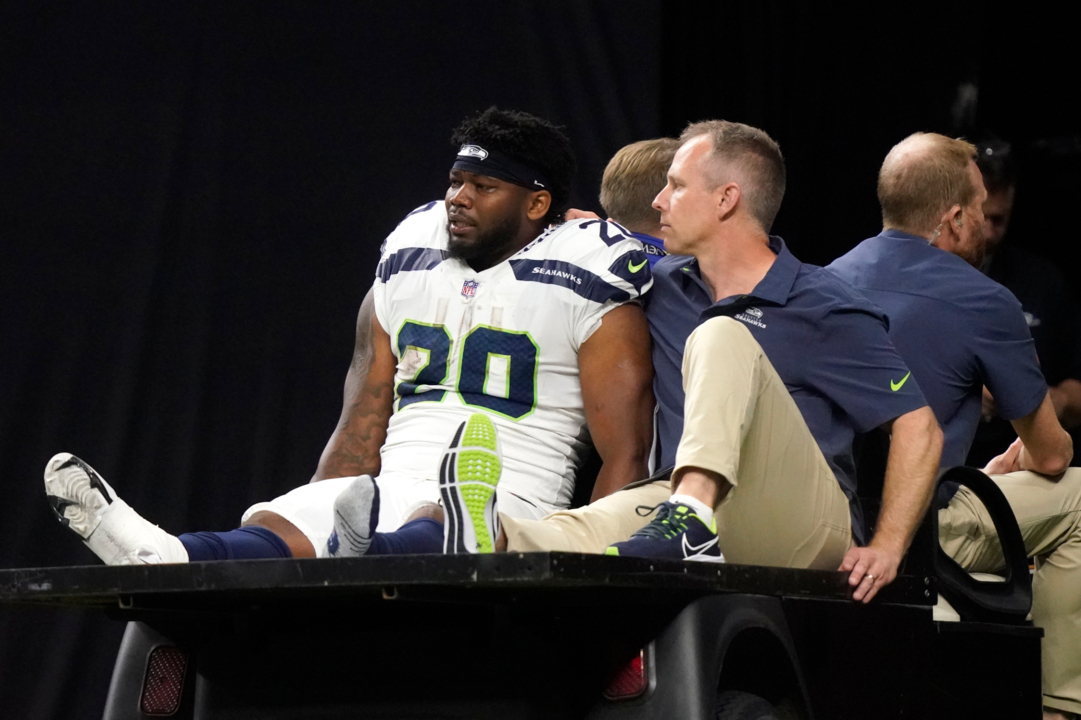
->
xmin=890 ymin=371 xmax=912 ymax=391
xmin=681 ymin=533 xmax=718 ymax=558
xmin=628 ymin=259 xmax=648 ymax=273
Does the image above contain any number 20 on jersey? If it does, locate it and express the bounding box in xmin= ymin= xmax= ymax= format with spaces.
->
xmin=395 ymin=320 xmax=539 ymax=420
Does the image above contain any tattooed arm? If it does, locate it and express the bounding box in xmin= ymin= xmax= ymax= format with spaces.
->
xmin=311 ymin=286 xmax=397 ymax=482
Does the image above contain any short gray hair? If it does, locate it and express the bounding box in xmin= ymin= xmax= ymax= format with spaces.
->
xmin=679 ymin=120 xmax=786 ymax=231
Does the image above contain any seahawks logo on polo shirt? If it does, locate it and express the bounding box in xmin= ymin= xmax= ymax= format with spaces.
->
xmin=735 ymin=306 xmax=767 ymax=328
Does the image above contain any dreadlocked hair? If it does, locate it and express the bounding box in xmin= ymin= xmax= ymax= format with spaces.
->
xmin=451 ymin=107 xmax=577 ymax=223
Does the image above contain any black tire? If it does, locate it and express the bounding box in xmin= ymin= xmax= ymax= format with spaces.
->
xmin=715 ymin=690 xmax=782 ymax=720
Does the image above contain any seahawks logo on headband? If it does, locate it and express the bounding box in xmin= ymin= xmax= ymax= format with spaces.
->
xmin=453 ymin=143 xmax=548 ymax=190
xmin=458 ymin=145 xmax=489 ymax=160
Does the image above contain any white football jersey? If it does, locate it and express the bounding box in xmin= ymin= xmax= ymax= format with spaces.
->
xmin=373 ymin=201 xmax=652 ymax=514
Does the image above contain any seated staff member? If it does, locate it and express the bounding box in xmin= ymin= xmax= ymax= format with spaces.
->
xmin=499 ymin=120 xmax=943 ymax=604
xmin=828 ymin=132 xmax=1081 ymax=720
xmin=598 ymin=138 xmax=679 ymax=267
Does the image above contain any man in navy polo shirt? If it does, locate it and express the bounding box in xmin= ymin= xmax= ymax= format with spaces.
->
xmin=828 ymin=132 xmax=1081 ymax=720
xmin=501 ymin=120 xmax=943 ymax=604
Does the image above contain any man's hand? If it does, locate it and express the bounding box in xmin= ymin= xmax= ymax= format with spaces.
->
xmin=983 ymin=437 xmax=1024 ymax=475
xmin=840 ymin=544 xmax=903 ymax=603
xmin=564 ymin=208 xmax=601 ymax=222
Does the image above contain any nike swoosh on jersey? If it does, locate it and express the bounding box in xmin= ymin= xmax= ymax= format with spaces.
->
xmin=681 ymin=533 xmax=718 ymax=557
xmin=628 ymin=259 xmax=648 ymax=273
xmin=890 ymin=371 xmax=912 ymax=392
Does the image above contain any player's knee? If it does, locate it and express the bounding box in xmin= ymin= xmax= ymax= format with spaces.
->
xmin=242 ymin=511 xmax=316 ymax=558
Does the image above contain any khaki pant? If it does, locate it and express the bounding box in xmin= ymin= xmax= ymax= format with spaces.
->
xmin=504 ymin=317 xmax=853 ymax=570
xmin=940 ymin=469 xmax=1081 ymax=715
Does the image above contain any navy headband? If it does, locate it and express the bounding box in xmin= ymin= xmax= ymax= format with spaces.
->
xmin=451 ymin=144 xmax=550 ymax=192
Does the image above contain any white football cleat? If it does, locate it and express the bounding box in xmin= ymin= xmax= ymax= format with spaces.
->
xmin=44 ymin=453 xmax=188 ymax=565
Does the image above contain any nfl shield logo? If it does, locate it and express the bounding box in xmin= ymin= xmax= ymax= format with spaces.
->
xmin=461 ymin=279 xmax=479 ymax=298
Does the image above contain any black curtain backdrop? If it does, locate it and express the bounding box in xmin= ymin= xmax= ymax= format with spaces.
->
xmin=0 ymin=2 xmax=661 ymax=716
xmin=659 ymin=3 xmax=985 ymax=266
xmin=1 ymin=2 xmax=1077 ymax=718
xmin=660 ymin=2 xmax=1080 ymax=272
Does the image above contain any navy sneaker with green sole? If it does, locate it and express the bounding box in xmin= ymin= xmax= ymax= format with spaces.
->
xmin=606 ymin=501 xmax=724 ymax=562
xmin=440 ymin=413 xmax=502 ymax=554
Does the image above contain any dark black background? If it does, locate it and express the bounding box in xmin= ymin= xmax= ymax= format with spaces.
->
xmin=0 ymin=2 xmax=1076 ymax=717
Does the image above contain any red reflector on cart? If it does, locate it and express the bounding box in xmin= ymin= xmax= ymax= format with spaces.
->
xmin=604 ymin=649 xmax=648 ymax=701
xmin=140 ymin=645 xmax=187 ymax=716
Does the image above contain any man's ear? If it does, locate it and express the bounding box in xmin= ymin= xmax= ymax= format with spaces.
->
xmin=526 ymin=191 xmax=552 ymax=221
xmin=716 ymin=182 xmax=741 ymax=222
xmin=929 ymin=204 xmax=962 ymax=248
xmin=942 ymin=204 xmax=963 ymax=237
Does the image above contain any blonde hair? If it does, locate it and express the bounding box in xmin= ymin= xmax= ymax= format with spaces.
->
xmin=679 ymin=120 xmax=786 ymax=232
xmin=600 ymin=138 xmax=680 ymax=233
xmin=878 ymin=133 xmax=978 ymax=235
